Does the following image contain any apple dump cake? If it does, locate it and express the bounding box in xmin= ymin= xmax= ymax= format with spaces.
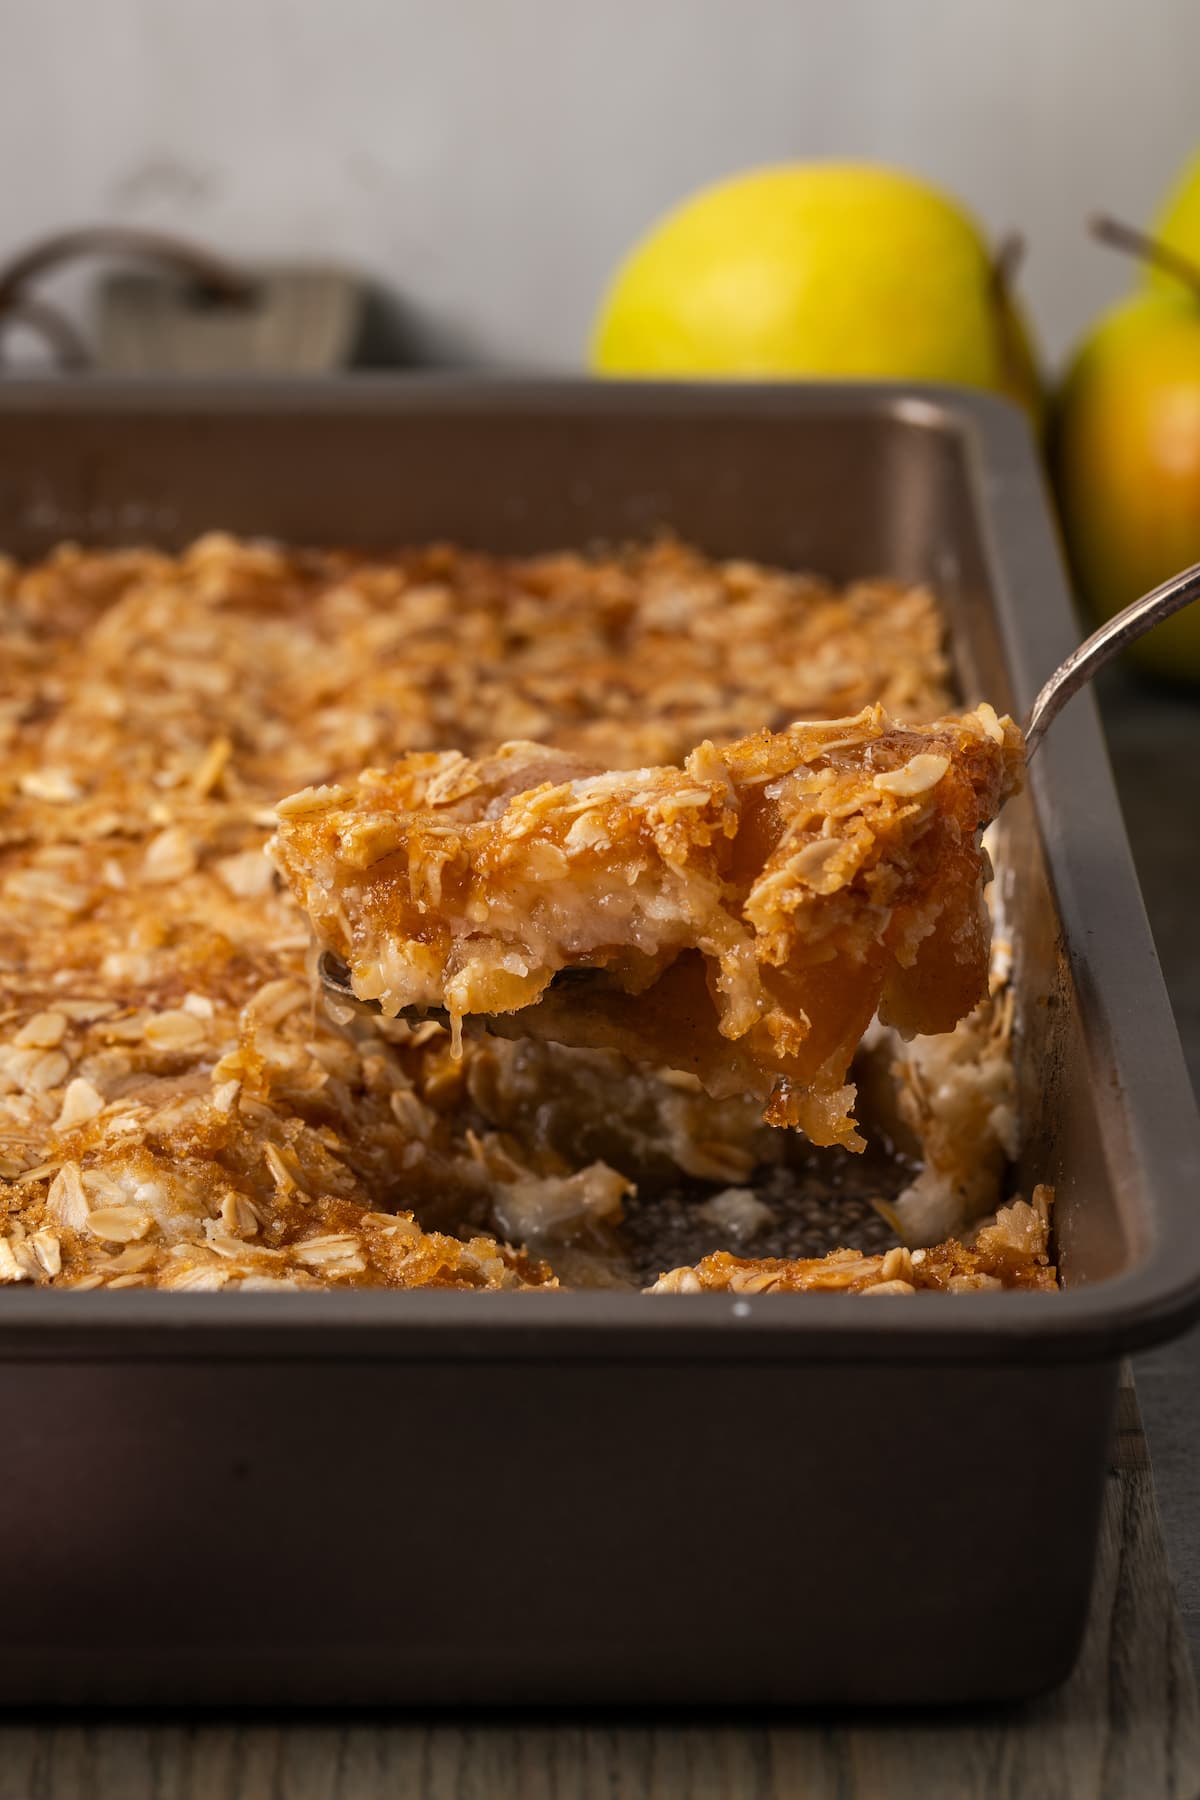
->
xmin=273 ymin=707 xmax=1022 ymax=1152
xmin=0 ymin=535 xmax=1053 ymax=1293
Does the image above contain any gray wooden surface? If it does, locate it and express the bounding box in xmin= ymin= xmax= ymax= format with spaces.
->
xmin=1 ymin=1385 xmax=1196 ymax=1800
xmin=1109 ymin=676 xmax=1200 ymax=1674
xmin=2 ymin=677 xmax=1198 ymax=1800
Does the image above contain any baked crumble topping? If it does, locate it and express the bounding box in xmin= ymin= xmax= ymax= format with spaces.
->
xmin=273 ymin=706 xmax=1022 ymax=1152
xmin=0 ymin=534 xmax=1051 ymax=1293
xmin=651 ymin=1186 xmax=1054 ymax=1294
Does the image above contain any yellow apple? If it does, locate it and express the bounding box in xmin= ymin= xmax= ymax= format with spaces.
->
xmin=590 ymin=162 xmax=1042 ymax=423
xmin=1052 ymin=290 xmax=1200 ymax=679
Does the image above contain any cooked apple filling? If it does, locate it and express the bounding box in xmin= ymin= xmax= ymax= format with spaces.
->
xmin=273 ymin=705 xmax=1022 ymax=1152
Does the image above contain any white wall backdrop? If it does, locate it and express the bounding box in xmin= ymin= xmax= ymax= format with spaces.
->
xmin=2 ymin=0 xmax=1197 ymax=372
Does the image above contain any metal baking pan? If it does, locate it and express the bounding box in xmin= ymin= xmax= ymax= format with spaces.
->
xmin=1 ymin=378 xmax=1199 ymax=1709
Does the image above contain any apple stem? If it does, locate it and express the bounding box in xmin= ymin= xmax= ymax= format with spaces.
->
xmin=989 ymin=232 xmax=1026 ymax=303
xmin=1090 ymin=212 xmax=1200 ymax=302
xmin=988 ymin=233 xmax=1037 ymax=413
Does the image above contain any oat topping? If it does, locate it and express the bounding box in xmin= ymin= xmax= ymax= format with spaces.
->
xmin=651 ymin=1187 xmax=1056 ymax=1294
xmin=0 ymin=533 xmax=1047 ymax=1293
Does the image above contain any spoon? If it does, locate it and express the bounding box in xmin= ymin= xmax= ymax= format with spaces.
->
xmin=1023 ymin=558 xmax=1200 ymax=757
xmin=320 ymin=559 xmax=1200 ymax=1022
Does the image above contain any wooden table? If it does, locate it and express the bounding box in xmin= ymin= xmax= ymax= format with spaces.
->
xmin=4 ymin=679 xmax=1199 ymax=1800
xmin=1109 ymin=673 xmax=1200 ymax=1685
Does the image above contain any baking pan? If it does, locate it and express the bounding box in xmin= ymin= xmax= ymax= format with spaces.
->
xmin=1 ymin=378 xmax=1198 ymax=1709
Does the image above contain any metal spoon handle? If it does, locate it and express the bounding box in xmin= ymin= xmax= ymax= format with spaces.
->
xmin=1025 ymin=560 xmax=1200 ymax=759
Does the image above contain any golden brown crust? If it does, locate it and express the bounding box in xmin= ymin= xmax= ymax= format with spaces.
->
xmin=650 ymin=1186 xmax=1056 ymax=1294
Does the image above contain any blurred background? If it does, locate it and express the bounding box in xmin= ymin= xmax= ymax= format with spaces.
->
xmin=3 ymin=0 xmax=1200 ymax=678
xmin=2 ymin=0 xmax=1197 ymax=371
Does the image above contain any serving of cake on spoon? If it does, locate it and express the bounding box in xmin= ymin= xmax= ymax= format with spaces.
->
xmin=271 ymin=702 xmax=1023 ymax=1151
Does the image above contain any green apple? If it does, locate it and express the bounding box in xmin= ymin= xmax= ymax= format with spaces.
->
xmin=1052 ymin=289 xmax=1200 ymax=679
xmin=590 ymin=162 xmax=1042 ymax=425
